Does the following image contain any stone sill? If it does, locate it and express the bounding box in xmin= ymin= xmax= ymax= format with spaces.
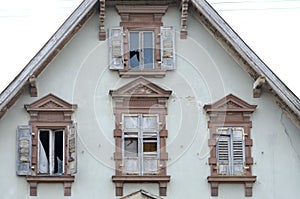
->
xmin=26 ymin=175 xmax=75 ymax=196
xmin=118 ymin=70 xmax=166 ymax=78
xmin=207 ymin=175 xmax=256 ymax=197
xmin=112 ymin=175 xmax=170 ymax=196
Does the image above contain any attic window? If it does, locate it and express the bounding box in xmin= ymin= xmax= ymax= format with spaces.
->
xmin=204 ymin=94 xmax=257 ymax=197
xmin=110 ymin=77 xmax=171 ymax=197
xmin=109 ymin=5 xmax=175 ymax=77
xmin=17 ymin=94 xmax=77 ymax=196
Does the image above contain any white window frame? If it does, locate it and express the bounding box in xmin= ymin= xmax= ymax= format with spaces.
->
xmin=129 ymin=31 xmax=155 ymax=70
xmin=122 ymin=114 xmax=160 ymax=175
xmin=38 ymin=129 xmax=65 ymax=175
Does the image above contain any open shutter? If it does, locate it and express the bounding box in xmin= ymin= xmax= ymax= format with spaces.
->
xmin=216 ymin=128 xmax=230 ymax=175
xmin=109 ymin=27 xmax=124 ymax=70
xmin=232 ymin=128 xmax=245 ymax=175
xmin=67 ymin=123 xmax=77 ymax=175
xmin=160 ymin=26 xmax=176 ymax=70
xmin=16 ymin=125 xmax=32 ymax=176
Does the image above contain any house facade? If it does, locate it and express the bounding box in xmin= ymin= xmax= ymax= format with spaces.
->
xmin=1 ymin=0 xmax=300 ymax=198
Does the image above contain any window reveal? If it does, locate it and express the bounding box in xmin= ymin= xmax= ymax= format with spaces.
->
xmin=123 ymin=114 xmax=159 ymax=175
xmin=38 ymin=129 xmax=64 ymax=175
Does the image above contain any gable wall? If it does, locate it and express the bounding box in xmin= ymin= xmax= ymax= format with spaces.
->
xmin=0 ymin=5 xmax=300 ymax=198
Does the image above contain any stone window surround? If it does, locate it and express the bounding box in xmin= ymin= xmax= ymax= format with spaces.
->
xmin=24 ymin=93 xmax=77 ymax=196
xmin=110 ymin=77 xmax=172 ymax=196
xmin=204 ymin=94 xmax=257 ymax=197
xmin=116 ymin=5 xmax=168 ymax=78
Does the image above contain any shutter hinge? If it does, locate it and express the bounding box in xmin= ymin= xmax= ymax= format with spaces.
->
xmin=31 ymin=132 xmax=35 ymax=136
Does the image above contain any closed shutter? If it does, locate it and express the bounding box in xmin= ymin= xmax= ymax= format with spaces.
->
xmin=216 ymin=129 xmax=230 ymax=175
xmin=109 ymin=27 xmax=124 ymax=70
xmin=232 ymin=128 xmax=245 ymax=175
xmin=16 ymin=125 xmax=32 ymax=176
xmin=160 ymin=26 xmax=176 ymax=70
xmin=67 ymin=123 xmax=77 ymax=175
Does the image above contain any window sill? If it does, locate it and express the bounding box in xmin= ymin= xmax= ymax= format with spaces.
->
xmin=112 ymin=175 xmax=170 ymax=196
xmin=26 ymin=175 xmax=75 ymax=196
xmin=118 ymin=70 xmax=166 ymax=78
xmin=207 ymin=175 xmax=256 ymax=197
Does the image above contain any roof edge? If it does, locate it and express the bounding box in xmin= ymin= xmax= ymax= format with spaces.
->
xmin=0 ymin=0 xmax=98 ymax=116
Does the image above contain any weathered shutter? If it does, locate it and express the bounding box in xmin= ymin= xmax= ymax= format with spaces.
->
xmin=160 ymin=26 xmax=176 ymax=70
xmin=232 ymin=128 xmax=245 ymax=175
xmin=216 ymin=128 xmax=230 ymax=175
xmin=67 ymin=123 xmax=77 ymax=175
xmin=16 ymin=125 xmax=32 ymax=176
xmin=109 ymin=27 xmax=124 ymax=70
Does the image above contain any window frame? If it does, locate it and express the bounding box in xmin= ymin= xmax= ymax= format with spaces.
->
xmin=204 ymin=94 xmax=257 ymax=197
xmin=129 ymin=31 xmax=155 ymax=70
xmin=112 ymin=5 xmax=174 ymax=78
xmin=38 ymin=128 xmax=65 ymax=175
xmin=122 ymin=114 xmax=160 ymax=175
xmin=22 ymin=94 xmax=77 ymax=196
xmin=110 ymin=77 xmax=172 ymax=197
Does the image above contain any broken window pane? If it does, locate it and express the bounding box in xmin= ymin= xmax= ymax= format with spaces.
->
xmin=38 ymin=129 xmax=64 ymax=175
xmin=129 ymin=32 xmax=140 ymax=69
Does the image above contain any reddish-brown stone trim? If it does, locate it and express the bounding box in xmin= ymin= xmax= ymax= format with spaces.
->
xmin=204 ymin=94 xmax=257 ymax=197
xmin=116 ymin=5 xmax=168 ymax=77
xmin=24 ymin=94 xmax=77 ymax=196
xmin=110 ymin=77 xmax=172 ymax=196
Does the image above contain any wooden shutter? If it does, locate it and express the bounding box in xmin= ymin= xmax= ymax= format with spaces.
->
xmin=216 ymin=128 xmax=231 ymax=175
xmin=160 ymin=26 xmax=176 ymax=70
xmin=232 ymin=128 xmax=245 ymax=175
xmin=16 ymin=125 xmax=32 ymax=176
xmin=109 ymin=27 xmax=124 ymax=70
xmin=67 ymin=123 xmax=77 ymax=175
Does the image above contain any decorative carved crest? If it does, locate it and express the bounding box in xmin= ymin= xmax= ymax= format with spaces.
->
xmin=204 ymin=94 xmax=257 ymax=113
xmin=109 ymin=77 xmax=172 ymax=98
xmin=121 ymin=189 xmax=163 ymax=199
xmin=25 ymin=93 xmax=77 ymax=112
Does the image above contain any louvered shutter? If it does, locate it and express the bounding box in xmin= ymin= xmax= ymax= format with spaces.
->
xmin=16 ymin=125 xmax=32 ymax=176
xmin=216 ymin=131 xmax=230 ymax=175
xmin=109 ymin=27 xmax=124 ymax=70
xmin=232 ymin=128 xmax=245 ymax=175
xmin=160 ymin=26 xmax=176 ymax=70
xmin=67 ymin=123 xmax=77 ymax=175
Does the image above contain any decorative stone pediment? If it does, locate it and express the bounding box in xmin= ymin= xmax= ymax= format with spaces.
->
xmin=204 ymin=94 xmax=257 ymax=113
xmin=121 ymin=189 xmax=162 ymax=199
xmin=25 ymin=94 xmax=77 ymax=112
xmin=109 ymin=77 xmax=172 ymax=98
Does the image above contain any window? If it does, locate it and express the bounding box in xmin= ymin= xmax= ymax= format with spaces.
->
xmin=109 ymin=5 xmax=175 ymax=77
xmin=215 ymin=127 xmax=245 ymax=176
xmin=204 ymin=94 xmax=257 ymax=197
xmin=38 ymin=129 xmax=64 ymax=175
xmin=123 ymin=114 xmax=159 ymax=175
xmin=17 ymin=94 xmax=77 ymax=196
xmin=110 ymin=77 xmax=171 ymax=197
xmin=129 ymin=32 xmax=154 ymax=70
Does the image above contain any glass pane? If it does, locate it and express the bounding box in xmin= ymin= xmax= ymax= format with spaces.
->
xmin=54 ymin=130 xmax=64 ymax=174
xmin=39 ymin=130 xmax=50 ymax=174
xmin=143 ymin=142 xmax=157 ymax=152
xmin=124 ymin=116 xmax=139 ymax=129
xmin=143 ymin=32 xmax=154 ymax=69
xmin=124 ymin=138 xmax=138 ymax=157
xmin=142 ymin=116 xmax=157 ymax=129
xmin=129 ymin=32 xmax=140 ymax=69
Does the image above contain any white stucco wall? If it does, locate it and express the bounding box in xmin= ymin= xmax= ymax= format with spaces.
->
xmin=0 ymin=5 xmax=300 ymax=199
